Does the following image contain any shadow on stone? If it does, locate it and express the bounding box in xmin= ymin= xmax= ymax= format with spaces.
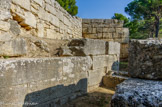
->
xmin=23 ymin=78 xmax=88 ymax=107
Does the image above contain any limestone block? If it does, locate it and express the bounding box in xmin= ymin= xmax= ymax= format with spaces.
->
xmin=0 ymin=0 xmax=11 ymax=20
xmin=103 ymin=75 xmax=127 ymax=89
xmin=67 ymin=39 xmax=106 ymax=56
xmin=45 ymin=0 xmax=51 ymax=4
xmin=107 ymin=41 xmax=120 ymax=55
xmin=129 ymin=39 xmax=162 ymax=80
xmin=38 ymin=8 xmax=51 ymax=22
xmin=111 ymin=79 xmax=162 ymax=107
xmin=0 ymin=58 xmax=63 ymax=88
xmin=62 ymin=56 xmax=92 ymax=83
xmin=0 ymin=21 xmax=10 ymax=31
xmin=45 ymin=3 xmax=56 ymax=15
xmin=103 ymin=33 xmax=113 ymax=39
xmin=103 ymin=28 xmax=115 ymax=33
xmin=46 ymin=29 xmax=61 ymax=39
xmin=82 ymin=19 xmax=91 ymax=24
xmin=33 ymin=0 xmax=43 ymax=6
xmin=0 ymin=84 xmax=28 ymax=107
xmin=88 ymin=68 xmax=106 ymax=88
xmin=20 ymin=12 xmax=36 ymax=28
xmin=37 ymin=22 xmax=44 ymax=38
xmin=49 ymin=14 xmax=60 ymax=27
xmin=92 ymin=55 xmax=109 ymax=70
xmin=0 ymin=32 xmax=13 ymax=41
xmin=9 ymin=20 xmax=21 ymax=36
xmin=107 ymin=55 xmax=120 ymax=71
xmin=12 ymin=0 xmax=30 ymax=11
xmin=96 ymin=28 xmax=102 ymax=33
xmin=0 ymin=38 xmax=27 ymax=56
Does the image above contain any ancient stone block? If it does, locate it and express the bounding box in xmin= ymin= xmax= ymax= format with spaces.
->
xmin=62 ymin=57 xmax=92 ymax=84
xmin=9 ymin=20 xmax=21 ymax=36
xmin=107 ymin=41 xmax=120 ymax=55
xmin=111 ymin=79 xmax=162 ymax=107
xmin=64 ymin=39 xmax=106 ymax=56
xmin=12 ymin=0 xmax=30 ymax=11
xmin=0 ymin=84 xmax=28 ymax=107
xmin=0 ymin=0 xmax=11 ymax=20
xmin=0 ymin=58 xmax=63 ymax=88
xmin=92 ymin=55 xmax=109 ymax=70
xmin=129 ymin=39 xmax=162 ymax=80
xmin=0 ymin=21 xmax=10 ymax=31
xmin=33 ymin=0 xmax=43 ymax=6
xmin=88 ymin=68 xmax=106 ymax=89
xmin=0 ymin=32 xmax=13 ymax=41
xmin=37 ymin=22 xmax=44 ymax=38
xmin=45 ymin=3 xmax=56 ymax=15
xmin=107 ymin=55 xmax=120 ymax=71
xmin=20 ymin=12 xmax=36 ymax=28
xmin=0 ymin=38 xmax=27 ymax=56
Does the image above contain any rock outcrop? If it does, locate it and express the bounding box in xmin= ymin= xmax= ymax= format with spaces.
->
xmin=111 ymin=78 xmax=162 ymax=107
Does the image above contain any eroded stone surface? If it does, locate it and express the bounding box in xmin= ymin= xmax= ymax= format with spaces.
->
xmin=111 ymin=79 xmax=162 ymax=107
xmin=129 ymin=39 xmax=162 ymax=80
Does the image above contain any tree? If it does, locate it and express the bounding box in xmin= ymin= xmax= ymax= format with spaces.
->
xmin=56 ymin=0 xmax=78 ymax=16
xmin=112 ymin=13 xmax=129 ymax=27
xmin=125 ymin=0 xmax=162 ymax=38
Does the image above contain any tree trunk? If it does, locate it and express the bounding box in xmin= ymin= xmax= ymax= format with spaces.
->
xmin=155 ymin=17 xmax=160 ymax=38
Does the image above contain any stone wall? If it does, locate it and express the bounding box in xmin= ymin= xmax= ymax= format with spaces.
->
xmin=129 ymin=39 xmax=162 ymax=80
xmin=0 ymin=0 xmax=82 ymax=40
xmin=82 ymin=19 xmax=129 ymax=60
xmin=0 ymin=39 xmax=120 ymax=107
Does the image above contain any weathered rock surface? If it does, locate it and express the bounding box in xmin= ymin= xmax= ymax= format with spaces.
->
xmin=111 ymin=79 xmax=162 ymax=107
xmin=0 ymin=38 xmax=27 ymax=56
xmin=129 ymin=39 xmax=162 ymax=80
xmin=59 ymin=39 xmax=106 ymax=56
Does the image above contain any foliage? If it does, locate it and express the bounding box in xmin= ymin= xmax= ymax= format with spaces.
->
xmin=125 ymin=0 xmax=162 ymax=38
xmin=56 ymin=0 xmax=78 ymax=16
xmin=112 ymin=13 xmax=129 ymax=27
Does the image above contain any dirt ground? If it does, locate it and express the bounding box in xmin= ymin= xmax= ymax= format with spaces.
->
xmin=63 ymin=87 xmax=115 ymax=107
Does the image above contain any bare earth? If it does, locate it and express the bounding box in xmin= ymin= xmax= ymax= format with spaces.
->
xmin=64 ymin=87 xmax=115 ymax=107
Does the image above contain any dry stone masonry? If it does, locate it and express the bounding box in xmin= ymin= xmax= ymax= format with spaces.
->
xmin=82 ymin=19 xmax=129 ymax=60
xmin=0 ymin=0 xmax=131 ymax=106
xmin=0 ymin=39 xmax=120 ymax=107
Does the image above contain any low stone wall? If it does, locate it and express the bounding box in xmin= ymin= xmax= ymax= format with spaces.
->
xmin=0 ymin=0 xmax=82 ymax=40
xmin=129 ymin=39 xmax=162 ymax=80
xmin=82 ymin=19 xmax=129 ymax=60
xmin=0 ymin=39 xmax=120 ymax=107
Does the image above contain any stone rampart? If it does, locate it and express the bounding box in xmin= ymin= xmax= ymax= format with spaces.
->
xmin=82 ymin=19 xmax=129 ymax=60
xmin=0 ymin=0 xmax=82 ymax=40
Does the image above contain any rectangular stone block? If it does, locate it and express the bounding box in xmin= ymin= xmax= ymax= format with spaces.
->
xmin=0 ymin=38 xmax=27 ymax=56
xmin=0 ymin=21 xmax=10 ymax=31
xmin=67 ymin=39 xmax=106 ymax=56
xmin=0 ymin=84 xmax=28 ymax=107
xmin=88 ymin=68 xmax=106 ymax=88
xmin=0 ymin=58 xmax=63 ymax=88
xmin=12 ymin=0 xmax=30 ymax=11
xmin=0 ymin=0 xmax=11 ymax=20
xmin=92 ymin=55 xmax=109 ymax=70
xmin=107 ymin=54 xmax=120 ymax=71
xmin=107 ymin=41 xmax=120 ymax=55
xmin=62 ymin=56 xmax=92 ymax=84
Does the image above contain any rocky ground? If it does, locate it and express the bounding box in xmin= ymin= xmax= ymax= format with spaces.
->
xmin=63 ymin=87 xmax=115 ymax=107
